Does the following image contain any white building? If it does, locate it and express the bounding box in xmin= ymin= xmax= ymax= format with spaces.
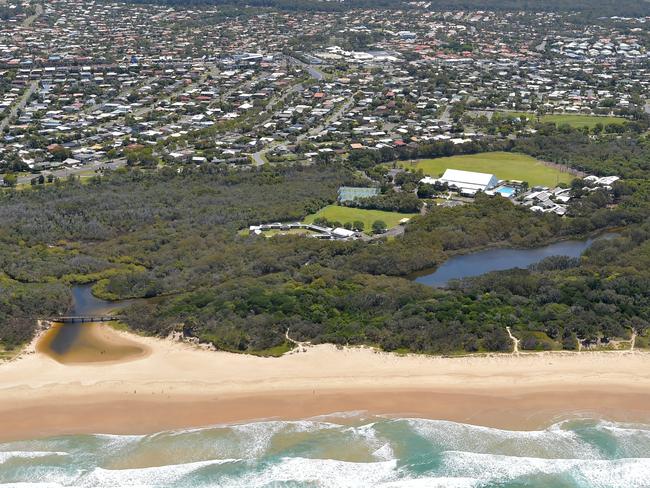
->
xmin=584 ymin=175 xmax=620 ymax=187
xmin=421 ymin=169 xmax=499 ymax=196
xmin=331 ymin=227 xmax=356 ymax=239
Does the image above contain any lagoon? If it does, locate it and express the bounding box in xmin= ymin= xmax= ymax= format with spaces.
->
xmin=415 ymin=234 xmax=617 ymax=288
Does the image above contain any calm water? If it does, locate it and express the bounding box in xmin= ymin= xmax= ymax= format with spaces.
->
xmin=70 ymin=284 xmax=136 ymax=316
xmin=37 ymin=285 xmax=143 ymax=362
xmin=2 ymin=416 xmax=650 ymax=487
xmin=36 ymin=322 xmax=148 ymax=364
xmin=415 ymin=234 xmax=617 ymax=288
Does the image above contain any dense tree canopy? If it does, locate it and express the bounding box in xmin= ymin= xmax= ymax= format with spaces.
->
xmin=2 ymin=140 xmax=649 ymax=354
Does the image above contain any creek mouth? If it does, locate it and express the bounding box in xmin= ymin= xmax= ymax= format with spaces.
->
xmin=36 ymin=322 xmax=149 ymax=364
xmin=37 ymin=284 xmax=148 ymax=364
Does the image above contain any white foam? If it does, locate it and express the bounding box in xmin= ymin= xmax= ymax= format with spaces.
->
xmin=594 ymin=419 xmax=650 ymax=436
xmin=0 ymin=451 xmax=68 ymax=464
xmin=78 ymin=458 xmax=240 ymax=487
xmin=91 ymin=433 xmax=144 ymax=453
xmin=307 ymin=410 xmax=371 ymax=421
xmin=404 ymin=418 xmax=600 ymax=459
xmin=341 ymin=422 xmax=395 ymax=461
xmin=379 ymin=477 xmax=479 ymax=488
xmin=0 ymin=483 xmax=66 ymax=487
xmin=571 ymin=419 xmax=650 ymax=458
xmin=229 ymin=419 xmax=339 ymax=458
xmin=229 ymin=457 xmax=400 ymax=487
xmin=440 ymin=450 xmax=650 ymax=488
xmin=372 ymin=443 xmax=395 ymax=461
xmin=7 ymin=418 xmax=650 ymax=488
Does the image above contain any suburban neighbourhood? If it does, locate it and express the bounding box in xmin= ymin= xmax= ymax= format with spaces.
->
xmin=1 ymin=0 xmax=644 ymax=237
xmin=3 ymin=0 xmax=650 ymax=484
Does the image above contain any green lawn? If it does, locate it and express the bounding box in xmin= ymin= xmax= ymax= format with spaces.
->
xmin=405 ymin=151 xmax=574 ymax=188
xmin=304 ymin=205 xmax=417 ymax=232
xmin=505 ymin=112 xmax=626 ymax=129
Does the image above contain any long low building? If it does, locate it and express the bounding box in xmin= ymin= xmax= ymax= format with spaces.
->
xmin=421 ymin=169 xmax=499 ymax=196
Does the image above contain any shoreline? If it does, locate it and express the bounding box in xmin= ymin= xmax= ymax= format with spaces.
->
xmin=2 ymin=326 xmax=650 ymax=442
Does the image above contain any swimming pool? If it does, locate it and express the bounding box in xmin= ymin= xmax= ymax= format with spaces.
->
xmin=495 ymin=186 xmax=516 ymax=197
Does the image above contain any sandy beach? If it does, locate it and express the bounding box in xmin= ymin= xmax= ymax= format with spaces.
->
xmin=2 ymin=324 xmax=650 ymax=442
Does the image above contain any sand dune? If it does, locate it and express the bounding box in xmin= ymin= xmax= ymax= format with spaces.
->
xmin=2 ymin=325 xmax=650 ymax=441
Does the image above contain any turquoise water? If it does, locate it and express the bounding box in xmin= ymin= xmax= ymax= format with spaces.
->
xmin=495 ymin=186 xmax=516 ymax=198
xmin=2 ymin=416 xmax=650 ymax=487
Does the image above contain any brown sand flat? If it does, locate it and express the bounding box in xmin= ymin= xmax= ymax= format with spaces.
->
xmin=2 ymin=325 xmax=650 ymax=441
xmin=36 ymin=322 xmax=150 ymax=364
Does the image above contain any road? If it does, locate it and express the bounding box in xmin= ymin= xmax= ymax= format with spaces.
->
xmin=84 ymin=62 xmax=222 ymax=133
xmin=81 ymin=74 xmax=160 ymax=116
xmin=251 ymin=94 xmax=354 ymax=166
xmin=296 ymin=95 xmax=354 ymax=143
xmin=132 ymin=63 xmax=220 ymax=119
xmin=0 ymin=80 xmax=37 ymax=132
xmin=285 ymin=55 xmax=325 ymax=81
xmin=251 ymin=151 xmax=267 ymax=166
xmin=440 ymin=104 xmax=452 ymax=123
xmin=305 ymin=65 xmax=325 ymax=81
xmin=250 ymin=80 xmax=311 ymax=166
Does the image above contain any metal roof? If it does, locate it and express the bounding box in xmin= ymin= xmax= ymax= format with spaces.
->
xmin=440 ymin=169 xmax=499 ymax=191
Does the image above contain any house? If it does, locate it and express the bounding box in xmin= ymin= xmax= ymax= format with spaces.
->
xmin=584 ymin=175 xmax=620 ymax=187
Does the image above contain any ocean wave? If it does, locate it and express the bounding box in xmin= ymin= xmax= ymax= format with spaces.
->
xmin=82 ymin=420 xmax=343 ymax=469
xmin=342 ymin=422 xmax=395 ymax=461
xmin=229 ymin=419 xmax=340 ymax=458
xmin=440 ymin=450 xmax=650 ymax=487
xmin=588 ymin=419 xmax=650 ymax=457
xmin=379 ymin=478 xmax=479 ymax=488
xmin=4 ymin=417 xmax=650 ymax=487
xmin=0 ymin=451 xmax=68 ymax=464
xmin=0 ymin=451 xmax=75 ymax=487
xmin=308 ymin=410 xmax=372 ymax=421
xmin=224 ymin=457 xmax=400 ymax=487
xmin=0 ymin=483 xmax=66 ymax=487
xmin=79 ymin=458 xmax=240 ymax=487
xmin=402 ymin=417 xmax=603 ymax=459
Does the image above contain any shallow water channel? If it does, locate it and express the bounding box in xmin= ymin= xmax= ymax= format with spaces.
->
xmin=37 ymin=285 xmax=147 ymax=363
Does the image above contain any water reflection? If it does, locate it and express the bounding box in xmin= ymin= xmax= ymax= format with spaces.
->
xmin=414 ymin=233 xmax=619 ymax=288
xmin=71 ymin=283 xmax=137 ymax=316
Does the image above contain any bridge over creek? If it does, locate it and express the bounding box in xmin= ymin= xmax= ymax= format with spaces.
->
xmin=46 ymin=316 xmax=119 ymax=324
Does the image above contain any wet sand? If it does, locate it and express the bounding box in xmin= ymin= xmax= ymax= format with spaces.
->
xmin=36 ymin=322 xmax=150 ymax=364
xmin=2 ymin=325 xmax=650 ymax=442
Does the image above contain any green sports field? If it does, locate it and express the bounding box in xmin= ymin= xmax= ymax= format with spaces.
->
xmin=304 ymin=205 xmax=417 ymax=233
xmin=505 ymin=112 xmax=626 ymax=129
xmin=405 ymin=151 xmax=574 ymax=188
